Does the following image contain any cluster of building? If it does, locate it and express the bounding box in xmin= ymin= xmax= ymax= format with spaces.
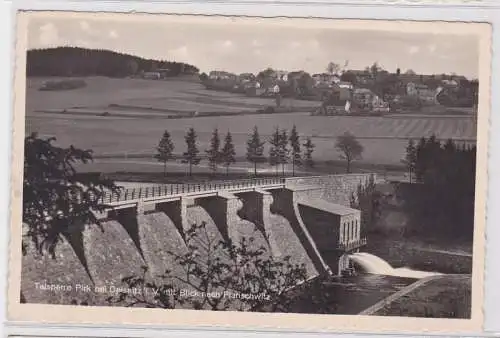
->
xmin=199 ymin=68 xmax=476 ymax=114
xmin=140 ymin=64 xmax=198 ymax=79
xmin=311 ymin=70 xmax=475 ymax=114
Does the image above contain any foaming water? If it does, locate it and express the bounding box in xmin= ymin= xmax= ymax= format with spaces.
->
xmin=349 ymin=252 xmax=443 ymax=279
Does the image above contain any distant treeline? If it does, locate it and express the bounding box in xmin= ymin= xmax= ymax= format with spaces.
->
xmin=26 ymin=47 xmax=199 ymax=77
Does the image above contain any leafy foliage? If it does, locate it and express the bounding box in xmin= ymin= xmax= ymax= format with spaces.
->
xmin=199 ymin=72 xmax=209 ymax=82
xmin=246 ymin=126 xmax=266 ymax=176
xmin=275 ymin=93 xmax=282 ymax=108
xmin=350 ymin=175 xmax=381 ymax=235
xmin=340 ymin=71 xmax=357 ymax=85
xmin=403 ymin=135 xmax=476 ymax=239
xmin=206 ymin=128 xmax=221 ymax=173
xmin=221 ymin=132 xmax=236 ymax=176
xmin=278 ymin=129 xmax=290 ymax=175
xmin=108 ymin=222 xmax=308 ymax=311
xmin=288 ymin=125 xmax=302 ymax=176
xmin=268 ymin=127 xmax=291 ymax=175
xmin=288 ymin=72 xmax=314 ymax=98
xmin=257 ymin=68 xmax=275 ymax=80
xmin=436 ymin=80 xmax=479 ymax=108
xmin=155 ymin=130 xmax=174 ymax=177
xmin=182 ymin=128 xmax=201 ymax=176
xmin=370 ymin=62 xmax=383 ymax=78
xmin=268 ymin=127 xmax=281 ymax=171
xmin=326 ymin=62 xmax=340 ymax=75
xmin=23 ymin=133 xmax=118 ymax=258
xmin=335 ymin=132 xmax=364 ymax=173
xmin=27 ymin=47 xmax=199 ymax=77
xmin=401 ymin=139 xmax=417 ymax=183
xmin=302 ymin=137 xmax=315 ymax=168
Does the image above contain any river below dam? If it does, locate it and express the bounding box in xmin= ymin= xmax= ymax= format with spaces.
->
xmin=279 ymin=274 xmax=416 ymax=315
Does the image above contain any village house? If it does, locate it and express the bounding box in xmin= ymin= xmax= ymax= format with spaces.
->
xmin=406 ymin=82 xmax=438 ymax=105
xmin=238 ymin=73 xmax=255 ymax=83
xmin=312 ymin=73 xmax=340 ymax=87
xmin=398 ymin=73 xmax=421 ymax=85
xmin=442 ymin=79 xmax=459 ymax=87
xmin=435 ymin=78 xmax=478 ymax=108
xmin=349 ymin=70 xmax=373 ymax=85
xmin=270 ymin=70 xmax=289 ymax=82
xmin=156 ymin=68 xmax=172 ymax=78
xmin=243 ymin=80 xmax=267 ymax=97
xmin=352 ymin=88 xmax=374 ymax=108
xmin=209 ymin=70 xmax=238 ymax=81
xmin=252 ymin=70 xmax=283 ymax=93
xmin=228 ymin=73 xmax=256 ymax=93
xmin=352 ymin=88 xmax=388 ymax=111
xmin=332 ymin=82 xmax=353 ymax=101
xmin=204 ymin=71 xmax=239 ymax=92
xmin=142 ymin=71 xmax=161 ymax=80
xmin=337 ymin=81 xmax=353 ymax=90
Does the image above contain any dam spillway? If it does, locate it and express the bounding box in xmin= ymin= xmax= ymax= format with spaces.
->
xmin=21 ymin=174 xmax=374 ymax=306
xmin=349 ymin=252 xmax=442 ymax=279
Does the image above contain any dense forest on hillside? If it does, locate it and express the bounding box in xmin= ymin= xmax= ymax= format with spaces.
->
xmin=403 ymin=137 xmax=476 ymax=240
xmin=26 ymin=47 xmax=199 ymax=77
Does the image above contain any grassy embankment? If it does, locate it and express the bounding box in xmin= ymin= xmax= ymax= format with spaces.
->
xmin=372 ymin=274 xmax=471 ymax=318
xmin=361 ymin=224 xmax=472 ymax=318
xmin=92 ymin=159 xmax=407 ymax=184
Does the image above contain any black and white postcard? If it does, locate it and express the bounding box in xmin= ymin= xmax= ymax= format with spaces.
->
xmin=7 ymin=11 xmax=491 ymax=334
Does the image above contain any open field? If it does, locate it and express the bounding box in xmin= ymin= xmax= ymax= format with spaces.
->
xmin=26 ymin=76 xmax=477 ymax=169
xmin=26 ymin=76 xmax=319 ymax=115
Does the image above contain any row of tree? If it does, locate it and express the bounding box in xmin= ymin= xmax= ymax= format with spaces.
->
xmin=155 ymin=126 xmax=317 ymax=177
xmin=22 ymin=130 xmax=475 ymax=310
xmin=27 ymin=47 xmax=199 ymax=77
xmin=20 ymin=131 xmax=363 ymax=311
xmin=22 ymin=133 xmax=309 ymax=311
xmin=348 ymin=135 xmax=476 ymax=240
xmin=22 ymin=127 xmax=364 ymax=259
xmin=401 ymin=136 xmax=476 ymax=239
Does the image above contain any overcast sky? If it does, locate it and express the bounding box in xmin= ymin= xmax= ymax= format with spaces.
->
xmin=27 ymin=16 xmax=480 ymax=79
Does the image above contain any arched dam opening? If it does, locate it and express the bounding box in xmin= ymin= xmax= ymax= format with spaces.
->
xmin=23 ymin=173 xmax=392 ymax=310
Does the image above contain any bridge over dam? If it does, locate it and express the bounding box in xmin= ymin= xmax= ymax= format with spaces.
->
xmin=21 ymin=174 xmax=374 ymax=306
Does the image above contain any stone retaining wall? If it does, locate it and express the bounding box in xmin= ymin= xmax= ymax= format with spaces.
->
xmin=285 ymin=174 xmax=374 ymax=206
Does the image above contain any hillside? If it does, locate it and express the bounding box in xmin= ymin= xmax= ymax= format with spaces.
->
xmin=26 ymin=46 xmax=199 ymax=77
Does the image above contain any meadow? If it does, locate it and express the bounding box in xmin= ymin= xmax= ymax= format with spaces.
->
xmin=25 ymin=76 xmax=477 ymax=173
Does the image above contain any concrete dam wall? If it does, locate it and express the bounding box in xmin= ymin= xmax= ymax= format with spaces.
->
xmin=21 ymin=174 xmax=373 ymax=306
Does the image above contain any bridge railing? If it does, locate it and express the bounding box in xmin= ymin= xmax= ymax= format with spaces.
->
xmin=98 ymin=177 xmax=286 ymax=204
